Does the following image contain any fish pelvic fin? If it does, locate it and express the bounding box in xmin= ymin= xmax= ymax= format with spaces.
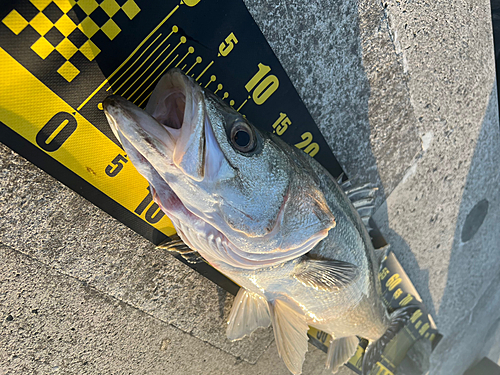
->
xmin=269 ymin=300 xmax=309 ymax=375
xmin=325 ymin=336 xmax=359 ymax=374
xmin=156 ymin=234 xmax=191 ymax=253
xmin=156 ymin=235 xmax=205 ymax=264
xmin=292 ymin=258 xmax=359 ymax=292
xmin=226 ymin=288 xmax=271 ymax=341
xmin=361 ymin=305 xmax=419 ymax=375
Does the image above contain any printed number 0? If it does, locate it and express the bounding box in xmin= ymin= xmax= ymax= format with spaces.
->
xmin=36 ymin=112 xmax=77 ymax=152
xmin=135 ymin=187 xmax=165 ymax=224
xmin=294 ymin=132 xmax=319 ymax=157
xmin=219 ymin=32 xmax=238 ymax=57
xmin=316 ymin=330 xmax=328 ymax=343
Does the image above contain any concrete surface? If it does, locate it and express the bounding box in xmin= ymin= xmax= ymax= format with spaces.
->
xmin=0 ymin=242 xmax=337 ymax=375
xmin=1 ymin=0 xmax=499 ymax=375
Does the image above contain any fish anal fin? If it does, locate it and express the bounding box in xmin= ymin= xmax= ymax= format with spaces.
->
xmin=226 ymin=288 xmax=271 ymax=341
xmin=325 ymin=336 xmax=359 ymax=373
xmin=269 ymin=300 xmax=309 ymax=375
xmin=362 ymin=305 xmax=419 ymax=375
xmin=293 ymin=259 xmax=359 ymax=292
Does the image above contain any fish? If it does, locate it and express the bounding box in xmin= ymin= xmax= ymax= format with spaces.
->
xmin=103 ymin=68 xmax=416 ymax=375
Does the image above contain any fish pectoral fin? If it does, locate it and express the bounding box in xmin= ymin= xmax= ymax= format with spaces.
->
xmin=362 ymin=305 xmax=419 ymax=375
xmin=269 ymin=300 xmax=309 ymax=375
xmin=325 ymin=336 xmax=359 ymax=373
xmin=226 ymin=288 xmax=271 ymax=341
xmin=292 ymin=259 xmax=359 ymax=292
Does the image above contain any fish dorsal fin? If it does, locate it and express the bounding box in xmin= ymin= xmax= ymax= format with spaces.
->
xmin=269 ymin=300 xmax=309 ymax=375
xmin=325 ymin=336 xmax=359 ymax=373
xmin=292 ymin=258 xmax=359 ymax=292
xmin=340 ymin=181 xmax=378 ymax=230
xmin=226 ymin=288 xmax=271 ymax=341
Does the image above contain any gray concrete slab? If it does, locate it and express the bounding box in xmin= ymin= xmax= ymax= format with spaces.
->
xmin=0 ymin=242 xmax=341 ymax=375
xmin=1 ymin=0 xmax=499 ymax=374
xmin=368 ymin=0 xmax=500 ymax=372
xmin=244 ymin=0 xmax=422 ymax=206
xmin=0 ymin=143 xmax=274 ymax=364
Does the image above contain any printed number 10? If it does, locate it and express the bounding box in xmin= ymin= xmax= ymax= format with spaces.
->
xmin=135 ymin=187 xmax=165 ymax=224
xmin=245 ymin=63 xmax=279 ymax=105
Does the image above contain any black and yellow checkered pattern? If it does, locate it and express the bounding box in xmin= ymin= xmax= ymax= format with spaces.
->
xmin=2 ymin=0 xmax=141 ymax=82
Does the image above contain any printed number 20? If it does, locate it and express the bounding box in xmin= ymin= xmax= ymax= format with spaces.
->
xmin=295 ymin=132 xmax=319 ymax=157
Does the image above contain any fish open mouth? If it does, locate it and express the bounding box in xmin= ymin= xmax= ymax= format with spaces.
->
xmin=157 ymin=90 xmax=185 ymax=130
xmin=103 ymin=69 xmax=210 ymax=182
xmin=146 ymin=71 xmax=188 ymax=132
xmin=145 ymin=69 xmax=208 ymax=181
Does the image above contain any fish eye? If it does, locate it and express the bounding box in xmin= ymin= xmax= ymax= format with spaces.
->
xmin=230 ymin=121 xmax=256 ymax=153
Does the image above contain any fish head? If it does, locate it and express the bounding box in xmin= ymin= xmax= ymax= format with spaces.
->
xmin=103 ymin=68 xmax=335 ymax=268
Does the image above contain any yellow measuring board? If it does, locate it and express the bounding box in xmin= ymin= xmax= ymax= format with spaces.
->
xmin=0 ymin=46 xmax=176 ymax=237
xmin=0 ymin=0 xmax=344 ymax=246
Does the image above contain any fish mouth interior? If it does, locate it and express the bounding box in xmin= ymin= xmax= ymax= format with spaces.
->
xmin=146 ymin=69 xmax=194 ymax=135
xmin=155 ymin=90 xmax=186 ymax=130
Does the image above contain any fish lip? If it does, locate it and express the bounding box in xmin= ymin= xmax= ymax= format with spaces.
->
xmin=103 ymin=93 xmax=177 ymax=176
xmin=103 ymin=94 xmax=128 ymax=143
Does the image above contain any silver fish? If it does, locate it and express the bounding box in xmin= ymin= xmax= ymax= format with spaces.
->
xmin=103 ymin=69 xmax=414 ymax=375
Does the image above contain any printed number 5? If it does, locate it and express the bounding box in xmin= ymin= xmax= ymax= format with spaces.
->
xmin=218 ymin=32 xmax=238 ymax=57
xmin=105 ymin=154 xmax=128 ymax=177
xmin=182 ymin=0 xmax=201 ymax=7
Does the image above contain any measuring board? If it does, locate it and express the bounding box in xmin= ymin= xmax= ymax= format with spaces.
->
xmin=0 ymin=0 xmax=343 ymax=256
xmin=0 ymin=0 xmax=440 ymax=373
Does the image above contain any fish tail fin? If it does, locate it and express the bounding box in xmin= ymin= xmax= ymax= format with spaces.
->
xmin=325 ymin=336 xmax=359 ymax=373
xmin=362 ymin=305 xmax=419 ymax=375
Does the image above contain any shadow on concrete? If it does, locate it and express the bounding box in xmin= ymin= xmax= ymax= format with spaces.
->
xmin=306 ymin=0 xmax=440 ymax=317
xmin=426 ymin=86 xmax=500 ymax=373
